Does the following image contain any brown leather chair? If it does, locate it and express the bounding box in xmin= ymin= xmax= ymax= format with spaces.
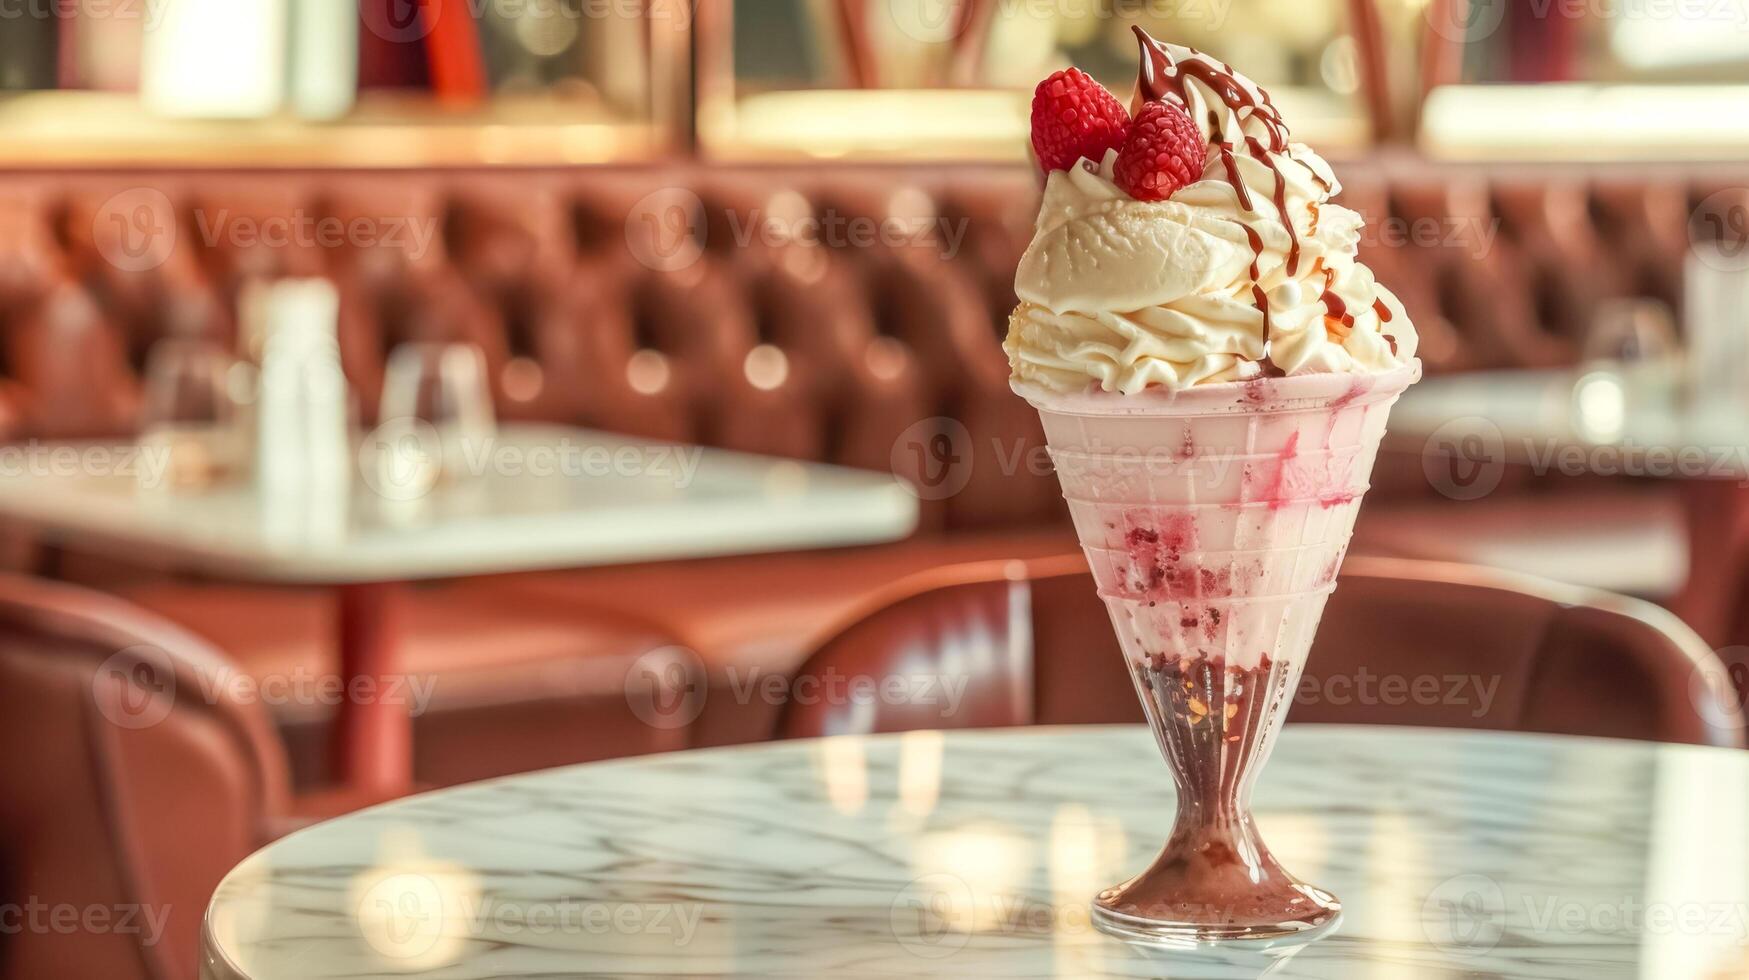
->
xmin=0 ymin=573 xmax=288 ymax=980
xmin=0 ymin=572 xmax=696 ymax=980
xmin=776 ymin=555 xmax=1746 ymax=748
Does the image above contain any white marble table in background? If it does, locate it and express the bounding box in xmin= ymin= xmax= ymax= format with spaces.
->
xmin=0 ymin=423 xmax=918 ymax=795
xmin=201 ymin=726 xmax=1749 ymax=979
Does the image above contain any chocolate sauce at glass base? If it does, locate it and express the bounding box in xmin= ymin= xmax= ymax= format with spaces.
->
xmin=1101 ymin=653 xmax=1331 ymax=927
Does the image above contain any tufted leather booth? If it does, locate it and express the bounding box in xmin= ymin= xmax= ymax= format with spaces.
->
xmin=0 ymin=160 xmax=1738 ymax=784
xmin=6 ymin=161 xmax=1739 ymax=448
xmin=777 ymin=554 xmax=1746 ymax=748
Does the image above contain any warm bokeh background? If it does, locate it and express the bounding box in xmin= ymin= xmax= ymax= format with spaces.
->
xmin=5 ymin=3 xmax=1749 ymax=977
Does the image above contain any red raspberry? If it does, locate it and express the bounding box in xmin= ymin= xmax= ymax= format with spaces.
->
xmin=1030 ymin=68 xmax=1130 ymax=174
xmin=1113 ymin=100 xmax=1209 ymax=201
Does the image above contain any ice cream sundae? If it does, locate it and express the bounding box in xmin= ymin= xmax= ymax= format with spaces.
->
xmin=1009 ymin=27 xmax=1422 ymax=943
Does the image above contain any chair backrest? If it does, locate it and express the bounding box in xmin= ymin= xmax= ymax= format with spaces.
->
xmin=776 ymin=555 xmax=1746 ymax=748
xmin=0 ymin=574 xmax=287 ymax=980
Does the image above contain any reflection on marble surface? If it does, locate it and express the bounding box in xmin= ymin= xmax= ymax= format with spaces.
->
xmin=202 ymin=726 xmax=1749 ymax=979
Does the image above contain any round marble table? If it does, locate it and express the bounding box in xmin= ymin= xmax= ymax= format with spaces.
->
xmin=201 ymin=726 xmax=1749 ymax=979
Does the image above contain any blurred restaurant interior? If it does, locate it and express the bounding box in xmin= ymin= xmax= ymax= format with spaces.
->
xmin=7 ymin=0 xmax=1749 ymax=977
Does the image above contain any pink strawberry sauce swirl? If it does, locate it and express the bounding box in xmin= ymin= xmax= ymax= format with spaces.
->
xmin=1112 ymin=410 xmax=1361 ymax=604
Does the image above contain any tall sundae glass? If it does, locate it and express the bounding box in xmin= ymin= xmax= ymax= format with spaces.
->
xmin=1006 ymin=28 xmax=1422 ymax=942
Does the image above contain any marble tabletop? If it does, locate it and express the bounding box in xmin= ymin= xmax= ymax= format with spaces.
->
xmin=201 ymin=725 xmax=1749 ymax=979
xmin=1390 ymin=364 xmax=1749 ymax=481
xmin=0 ymin=424 xmax=917 ymax=583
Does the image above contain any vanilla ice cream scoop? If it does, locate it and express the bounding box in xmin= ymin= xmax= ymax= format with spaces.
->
xmin=1006 ymin=29 xmax=1418 ymax=396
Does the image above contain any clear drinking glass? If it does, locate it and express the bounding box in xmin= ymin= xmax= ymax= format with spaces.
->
xmin=138 ymin=338 xmax=249 ymax=491
xmin=376 ymin=342 xmax=497 ymax=490
xmin=1683 ymin=242 xmax=1749 ymax=410
xmin=1584 ymin=297 xmax=1678 ymax=367
xmin=1572 ymin=298 xmax=1678 ymax=443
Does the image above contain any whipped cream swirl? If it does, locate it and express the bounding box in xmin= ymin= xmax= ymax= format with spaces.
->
xmin=1006 ymin=37 xmax=1418 ymax=396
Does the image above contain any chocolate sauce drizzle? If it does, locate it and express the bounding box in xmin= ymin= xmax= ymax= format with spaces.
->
xmin=1242 ymin=225 xmax=1272 ymax=364
xmin=1374 ymin=299 xmax=1398 ymax=354
xmin=1135 ymin=26 xmax=1296 ymax=377
xmin=1321 ymin=267 xmax=1352 ymax=328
